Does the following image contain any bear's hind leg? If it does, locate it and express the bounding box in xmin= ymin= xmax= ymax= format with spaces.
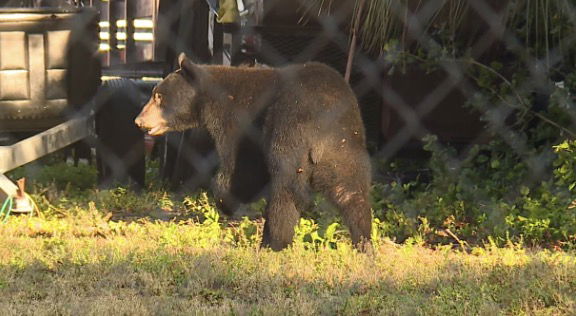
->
xmin=312 ymin=160 xmax=372 ymax=251
xmin=330 ymin=182 xmax=372 ymax=251
xmin=261 ymin=186 xmax=300 ymax=251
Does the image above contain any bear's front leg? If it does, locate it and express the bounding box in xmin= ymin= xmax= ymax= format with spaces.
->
xmin=212 ymin=169 xmax=239 ymax=216
xmin=211 ymin=139 xmax=239 ymax=215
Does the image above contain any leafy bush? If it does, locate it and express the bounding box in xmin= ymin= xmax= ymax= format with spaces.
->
xmin=8 ymin=161 xmax=97 ymax=192
xmin=370 ymin=64 xmax=576 ymax=248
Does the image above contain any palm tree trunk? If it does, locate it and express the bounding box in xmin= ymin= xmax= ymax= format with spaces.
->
xmin=345 ymin=0 xmax=366 ymax=82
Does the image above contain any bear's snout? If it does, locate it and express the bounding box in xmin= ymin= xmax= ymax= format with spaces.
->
xmin=134 ymin=116 xmax=150 ymax=130
xmin=134 ymin=98 xmax=171 ymax=136
xmin=134 ymin=116 xmax=144 ymax=128
xmin=134 ymin=116 xmax=150 ymax=132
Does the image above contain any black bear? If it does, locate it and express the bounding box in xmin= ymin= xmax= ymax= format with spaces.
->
xmin=135 ymin=53 xmax=372 ymax=251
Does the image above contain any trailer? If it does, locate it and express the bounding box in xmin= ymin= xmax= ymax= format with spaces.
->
xmin=0 ymin=0 xmax=215 ymax=201
xmin=0 ymin=4 xmax=152 ymax=201
xmin=0 ymin=8 xmax=100 ymax=201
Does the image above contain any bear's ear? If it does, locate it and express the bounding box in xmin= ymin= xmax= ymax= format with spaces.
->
xmin=178 ymin=53 xmax=200 ymax=81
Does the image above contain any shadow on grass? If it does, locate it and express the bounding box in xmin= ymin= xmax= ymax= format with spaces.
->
xmin=0 ymin=244 xmax=574 ymax=315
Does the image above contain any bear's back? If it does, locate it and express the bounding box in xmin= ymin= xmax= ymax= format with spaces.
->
xmin=204 ymin=62 xmax=354 ymax=106
xmin=202 ymin=63 xmax=360 ymax=130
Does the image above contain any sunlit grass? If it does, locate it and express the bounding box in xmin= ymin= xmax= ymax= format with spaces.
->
xmin=0 ymin=160 xmax=575 ymax=314
xmin=0 ymin=201 xmax=574 ymax=315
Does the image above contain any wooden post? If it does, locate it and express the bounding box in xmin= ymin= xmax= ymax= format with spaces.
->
xmin=13 ymin=178 xmax=33 ymax=214
xmin=15 ymin=178 xmax=25 ymax=200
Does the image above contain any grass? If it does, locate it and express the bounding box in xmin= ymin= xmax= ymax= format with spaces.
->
xmin=0 ymin=160 xmax=575 ymax=315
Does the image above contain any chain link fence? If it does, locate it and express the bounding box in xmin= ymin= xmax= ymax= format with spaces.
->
xmin=1 ymin=0 xmax=576 ymax=247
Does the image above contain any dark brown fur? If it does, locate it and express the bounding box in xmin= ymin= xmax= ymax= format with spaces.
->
xmin=135 ymin=54 xmax=372 ymax=251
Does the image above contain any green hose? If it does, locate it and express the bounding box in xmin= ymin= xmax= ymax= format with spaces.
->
xmin=0 ymin=197 xmax=13 ymax=223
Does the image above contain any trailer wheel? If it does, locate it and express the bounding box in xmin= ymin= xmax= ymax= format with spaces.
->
xmin=158 ymin=128 xmax=217 ymax=191
xmin=95 ymin=79 xmax=146 ymax=189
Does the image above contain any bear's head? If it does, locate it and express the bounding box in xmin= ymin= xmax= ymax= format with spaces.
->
xmin=135 ymin=53 xmax=206 ymax=136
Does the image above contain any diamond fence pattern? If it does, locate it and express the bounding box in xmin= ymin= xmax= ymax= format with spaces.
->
xmin=1 ymin=0 xmax=576 ymax=245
